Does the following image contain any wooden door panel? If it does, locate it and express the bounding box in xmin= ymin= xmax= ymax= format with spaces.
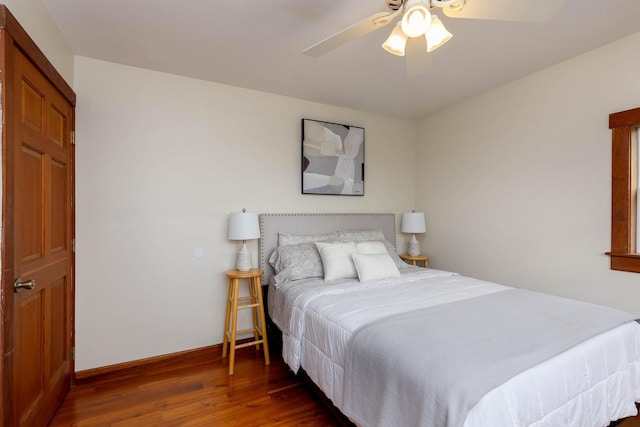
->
xmin=17 ymin=144 xmax=45 ymax=264
xmin=47 ymin=104 xmax=66 ymax=148
xmin=15 ymin=288 xmax=44 ymax=420
xmin=49 ymin=276 xmax=67 ymax=377
xmin=20 ymin=78 xmax=44 ymax=132
xmin=50 ymin=159 xmax=68 ymax=253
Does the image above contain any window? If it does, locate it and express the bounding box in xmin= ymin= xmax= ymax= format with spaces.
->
xmin=608 ymin=108 xmax=640 ymax=272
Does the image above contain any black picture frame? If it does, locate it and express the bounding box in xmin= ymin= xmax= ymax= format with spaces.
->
xmin=301 ymin=118 xmax=365 ymax=196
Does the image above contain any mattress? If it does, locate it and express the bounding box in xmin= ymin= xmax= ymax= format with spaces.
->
xmin=268 ymin=268 xmax=640 ymax=427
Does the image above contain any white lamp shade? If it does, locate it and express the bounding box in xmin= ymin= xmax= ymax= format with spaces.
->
xmin=382 ymin=23 xmax=408 ymax=56
xmin=228 ymin=211 xmax=260 ymax=241
xmin=401 ymin=212 xmax=426 ymax=234
xmin=425 ymin=15 xmax=452 ymax=52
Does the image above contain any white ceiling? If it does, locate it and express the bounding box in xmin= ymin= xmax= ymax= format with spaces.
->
xmin=42 ymin=0 xmax=640 ymax=119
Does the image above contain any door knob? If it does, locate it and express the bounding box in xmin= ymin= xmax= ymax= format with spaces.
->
xmin=14 ymin=278 xmax=36 ymax=293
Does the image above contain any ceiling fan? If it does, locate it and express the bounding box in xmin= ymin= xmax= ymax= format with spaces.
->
xmin=302 ymin=0 xmax=569 ymax=73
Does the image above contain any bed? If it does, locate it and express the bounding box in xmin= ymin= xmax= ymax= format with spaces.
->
xmin=259 ymin=213 xmax=640 ymax=427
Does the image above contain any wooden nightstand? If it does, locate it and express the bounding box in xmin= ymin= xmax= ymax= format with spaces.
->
xmin=222 ymin=268 xmax=270 ymax=375
xmin=400 ymin=254 xmax=429 ymax=268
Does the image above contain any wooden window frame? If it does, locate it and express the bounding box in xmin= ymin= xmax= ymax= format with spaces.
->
xmin=608 ymin=108 xmax=640 ymax=272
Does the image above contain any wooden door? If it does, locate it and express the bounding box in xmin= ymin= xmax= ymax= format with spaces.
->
xmin=2 ymin=30 xmax=75 ymax=427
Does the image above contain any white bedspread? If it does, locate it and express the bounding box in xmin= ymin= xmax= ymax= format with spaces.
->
xmin=268 ymin=269 xmax=640 ymax=426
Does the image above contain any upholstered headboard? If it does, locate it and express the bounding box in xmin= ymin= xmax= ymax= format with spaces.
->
xmin=259 ymin=213 xmax=396 ymax=285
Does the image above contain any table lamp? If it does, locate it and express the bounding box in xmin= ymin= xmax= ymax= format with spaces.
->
xmin=228 ymin=209 xmax=260 ymax=271
xmin=401 ymin=211 xmax=426 ymax=256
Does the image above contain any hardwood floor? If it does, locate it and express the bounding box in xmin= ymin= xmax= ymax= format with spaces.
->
xmin=49 ymin=343 xmax=640 ymax=427
xmin=49 ymin=346 xmax=339 ymax=426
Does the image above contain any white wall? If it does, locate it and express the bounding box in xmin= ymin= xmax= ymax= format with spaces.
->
xmin=416 ymin=31 xmax=640 ymax=315
xmin=73 ymin=56 xmax=417 ymax=371
xmin=1 ymin=0 xmax=73 ymax=82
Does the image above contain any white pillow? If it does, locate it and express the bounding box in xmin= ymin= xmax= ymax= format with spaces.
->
xmin=315 ymin=241 xmax=357 ymax=281
xmin=356 ymin=240 xmax=408 ymax=269
xmin=352 ymin=253 xmax=401 ymax=282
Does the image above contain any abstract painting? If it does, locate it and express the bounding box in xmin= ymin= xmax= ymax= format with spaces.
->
xmin=301 ymin=118 xmax=364 ymax=196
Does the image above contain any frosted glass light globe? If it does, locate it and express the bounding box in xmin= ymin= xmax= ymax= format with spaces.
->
xmin=401 ymin=5 xmax=431 ymax=38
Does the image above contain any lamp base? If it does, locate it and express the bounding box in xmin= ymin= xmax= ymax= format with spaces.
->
xmin=236 ymin=242 xmax=253 ymax=271
xmin=407 ymin=234 xmax=421 ymax=256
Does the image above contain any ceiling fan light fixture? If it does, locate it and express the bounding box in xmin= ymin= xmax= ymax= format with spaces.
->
xmin=401 ymin=2 xmax=432 ymax=38
xmin=425 ymin=15 xmax=452 ymax=52
xmin=382 ymin=22 xmax=408 ymax=56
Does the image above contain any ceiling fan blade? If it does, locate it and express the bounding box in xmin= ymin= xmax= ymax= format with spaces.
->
xmin=303 ymin=11 xmax=398 ymax=57
xmin=443 ymin=0 xmax=569 ymax=23
xmin=405 ymin=37 xmax=431 ymax=78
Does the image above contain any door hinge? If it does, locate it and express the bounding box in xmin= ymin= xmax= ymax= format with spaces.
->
xmin=71 ymin=130 xmax=76 ymax=145
xmin=71 ymin=347 xmax=75 ymax=361
xmin=72 ymin=239 xmax=76 ymax=253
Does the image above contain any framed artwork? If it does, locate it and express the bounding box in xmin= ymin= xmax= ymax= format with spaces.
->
xmin=301 ymin=118 xmax=365 ymax=196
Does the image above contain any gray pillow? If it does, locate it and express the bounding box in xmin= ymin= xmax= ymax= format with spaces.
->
xmin=269 ymin=242 xmax=324 ymax=286
xmin=278 ymin=231 xmax=339 ymax=246
xmin=337 ymin=228 xmax=386 ymax=243
xmin=382 ymin=240 xmax=411 ymax=269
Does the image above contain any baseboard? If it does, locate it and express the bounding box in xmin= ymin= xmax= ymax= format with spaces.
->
xmin=74 ymin=343 xmax=223 ymax=385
